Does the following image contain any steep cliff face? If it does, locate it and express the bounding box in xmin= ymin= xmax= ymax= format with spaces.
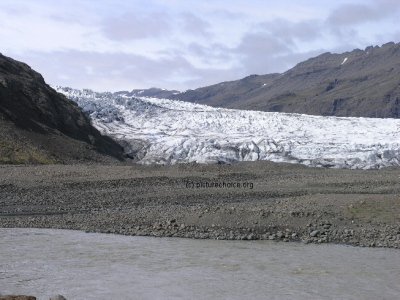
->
xmin=169 ymin=42 xmax=400 ymax=118
xmin=0 ymin=53 xmax=124 ymax=164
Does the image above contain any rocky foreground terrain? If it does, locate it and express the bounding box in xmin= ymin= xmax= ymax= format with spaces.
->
xmin=0 ymin=161 xmax=399 ymax=248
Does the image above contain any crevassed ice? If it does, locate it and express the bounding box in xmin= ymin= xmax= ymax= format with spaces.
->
xmin=53 ymin=86 xmax=400 ymax=169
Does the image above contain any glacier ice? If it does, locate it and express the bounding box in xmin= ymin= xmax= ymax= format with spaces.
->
xmin=53 ymin=86 xmax=400 ymax=169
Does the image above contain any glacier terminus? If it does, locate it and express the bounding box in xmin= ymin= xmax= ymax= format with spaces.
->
xmin=54 ymin=86 xmax=400 ymax=169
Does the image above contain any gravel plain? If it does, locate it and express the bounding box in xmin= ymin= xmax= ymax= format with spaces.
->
xmin=0 ymin=161 xmax=399 ymax=248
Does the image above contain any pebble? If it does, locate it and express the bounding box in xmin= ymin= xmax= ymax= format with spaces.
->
xmin=310 ymin=230 xmax=320 ymax=237
xmin=276 ymin=231 xmax=284 ymax=239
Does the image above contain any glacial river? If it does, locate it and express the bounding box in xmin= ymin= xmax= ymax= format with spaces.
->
xmin=1 ymin=228 xmax=399 ymax=300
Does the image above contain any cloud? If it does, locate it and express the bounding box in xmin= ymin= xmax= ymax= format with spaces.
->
xmin=236 ymin=32 xmax=291 ymax=56
xmin=16 ymin=50 xmax=199 ymax=91
xmin=16 ymin=48 xmax=255 ymax=92
xmin=392 ymin=31 xmax=400 ymax=43
xmin=324 ymin=1 xmax=400 ymax=45
xmin=379 ymin=0 xmax=400 ymax=10
xmin=231 ymin=19 xmax=323 ymax=75
xmin=327 ymin=4 xmax=388 ymax=26
xmin=210 ymin=9 xmax=245 ymax=19
xmin=255 ymin=19 xmax=322 ymax=43
xmin=102 ymin=12 xmax=171 ymax=40
xmin=233 ymin=33 xmax=291 ymax=75
xmin=3 ymin=0 xmax=400 ymax=92
xmin=179 ymin=13 xmax=212 ymax=37
xmin=186 ymin=42 xmax=233 ymax=66
xmin=326 ymin=0 xmax=400 ymax=30
xmin=0 ymin=2 xmax=31 ymax=15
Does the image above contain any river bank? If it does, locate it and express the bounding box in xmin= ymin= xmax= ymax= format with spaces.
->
xmin=2 ymin=228 xmax=400 ymax=300
xmin=0 ymin=161 xmax=399 ymax=248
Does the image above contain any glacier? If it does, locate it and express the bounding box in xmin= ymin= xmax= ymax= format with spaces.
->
xmin=54 ymin=86 xmax=400 ymax=169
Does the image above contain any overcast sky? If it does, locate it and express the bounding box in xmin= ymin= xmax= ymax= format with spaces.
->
xmin=1 ymin=0 xmax=399 ymax=92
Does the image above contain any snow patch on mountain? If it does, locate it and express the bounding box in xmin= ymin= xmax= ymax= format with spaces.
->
xmin=54 ymin=86 xmax=400 ymax=169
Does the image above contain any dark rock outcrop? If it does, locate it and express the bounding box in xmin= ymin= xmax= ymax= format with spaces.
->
xmin=169 ymin=42 xmax=400 ymax=118
xmin=0 ymin=53 xmax=124 ymax=163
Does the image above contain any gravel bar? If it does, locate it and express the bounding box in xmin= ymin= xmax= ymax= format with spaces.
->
xmin=0 ymin=161 xmax=399 ymax=248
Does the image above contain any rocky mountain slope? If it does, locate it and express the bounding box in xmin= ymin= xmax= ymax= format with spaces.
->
xmin=168 ymin=42 xmax=400 ymax=118
xmin=55 ymin=86 xmax=400 ymax=169
xmin=0 ymin=53 xmax=124 ymax=164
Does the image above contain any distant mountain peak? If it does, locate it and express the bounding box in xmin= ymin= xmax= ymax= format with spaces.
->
xmin=115 ymin=87 xmax=180 ymax=98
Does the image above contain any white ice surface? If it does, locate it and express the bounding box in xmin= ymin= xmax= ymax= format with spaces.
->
xmin=54 ymin=86 xmax=400 ymax=169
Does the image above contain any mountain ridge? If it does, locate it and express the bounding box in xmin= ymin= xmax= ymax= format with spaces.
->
xmin=115 ymin=87 xmax=180 ymax=98
xmin=166 ymin=42 xmax=400 ymax=118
